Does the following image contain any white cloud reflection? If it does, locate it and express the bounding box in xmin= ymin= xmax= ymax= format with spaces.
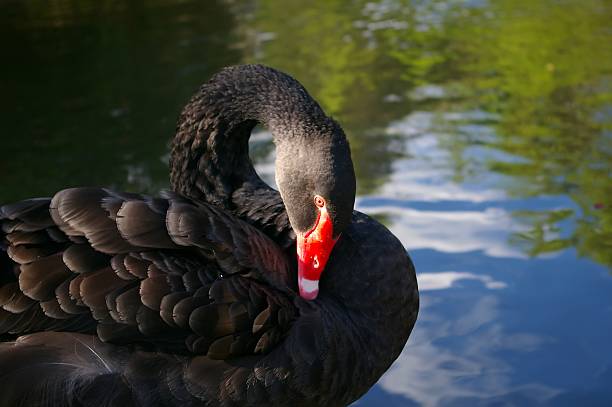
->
xmin=418 ymin=271 xmax=507 ymax=291
xmin=381 ymin=111 xmax=507 ymax=203
xmin=357 ymin=203 xmax=525 ymax=258
xmin=355 ymin=111 xmax=530 ymax=258
xmin=376 ymin=296 xmax=560 ymax=407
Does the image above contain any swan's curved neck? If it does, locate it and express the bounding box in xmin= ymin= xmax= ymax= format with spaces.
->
xmin=169 ymin=65 xmax=329 ymax=244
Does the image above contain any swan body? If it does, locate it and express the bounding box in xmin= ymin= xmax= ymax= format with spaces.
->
xmin=0 ymin=65 xmax=418 ymax=406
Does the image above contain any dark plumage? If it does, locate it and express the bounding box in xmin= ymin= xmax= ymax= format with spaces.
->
xmin=0 ymin=65 xmax=418 ymax=407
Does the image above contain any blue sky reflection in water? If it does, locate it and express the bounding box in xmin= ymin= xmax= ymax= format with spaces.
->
xmin=1 ymin=0 xmax=611 ymax=406
xmin=351 ymin=113 xmax=612 ymax=406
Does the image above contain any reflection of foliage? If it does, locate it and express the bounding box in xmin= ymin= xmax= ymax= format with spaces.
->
xmin=453 ymin=0 xmax=612 ymax=268
xmin=449 ymin=0 xmax=612 ymax=191
xmin=249 ymin=0 xmax=402 ymax=121
xmin=387 ymin=0 xmax=612 ymax=268
xmin=509 ymin=209 xmax=575 ymax=256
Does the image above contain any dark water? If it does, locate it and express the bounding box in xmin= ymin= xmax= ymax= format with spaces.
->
xmin=1 ymin=0 xmax=611 ymax=405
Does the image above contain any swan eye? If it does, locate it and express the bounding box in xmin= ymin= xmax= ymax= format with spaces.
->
xmin=314 ymin=195 xmax=325 ymax=208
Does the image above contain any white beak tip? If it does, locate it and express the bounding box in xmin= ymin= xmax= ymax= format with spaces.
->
xmin=298 ymin=277 xmax=319 ymax=300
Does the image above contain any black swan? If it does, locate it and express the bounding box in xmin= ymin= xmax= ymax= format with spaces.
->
xmin=0 ymin=65 xmax=418 ymax=407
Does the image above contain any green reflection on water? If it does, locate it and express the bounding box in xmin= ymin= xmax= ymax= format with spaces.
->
xmin=434 ymin=0 xmax=612 ymax=267
xmin=1 ymin=0 xmax=610 ymax=267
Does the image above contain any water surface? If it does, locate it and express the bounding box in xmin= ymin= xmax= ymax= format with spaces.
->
xmin=1 ymin=1 xmax=611 ymax=405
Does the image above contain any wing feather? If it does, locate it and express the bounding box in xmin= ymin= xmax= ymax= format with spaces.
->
xmin=1 ymin=187 xmax=297 ymax=361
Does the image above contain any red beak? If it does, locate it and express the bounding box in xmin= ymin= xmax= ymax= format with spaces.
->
xmin=296 ymin=206 xmax=338 ymax=300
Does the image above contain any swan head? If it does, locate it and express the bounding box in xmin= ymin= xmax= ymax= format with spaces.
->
xmin=275 ymin=120 xmax=356 ymax=300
